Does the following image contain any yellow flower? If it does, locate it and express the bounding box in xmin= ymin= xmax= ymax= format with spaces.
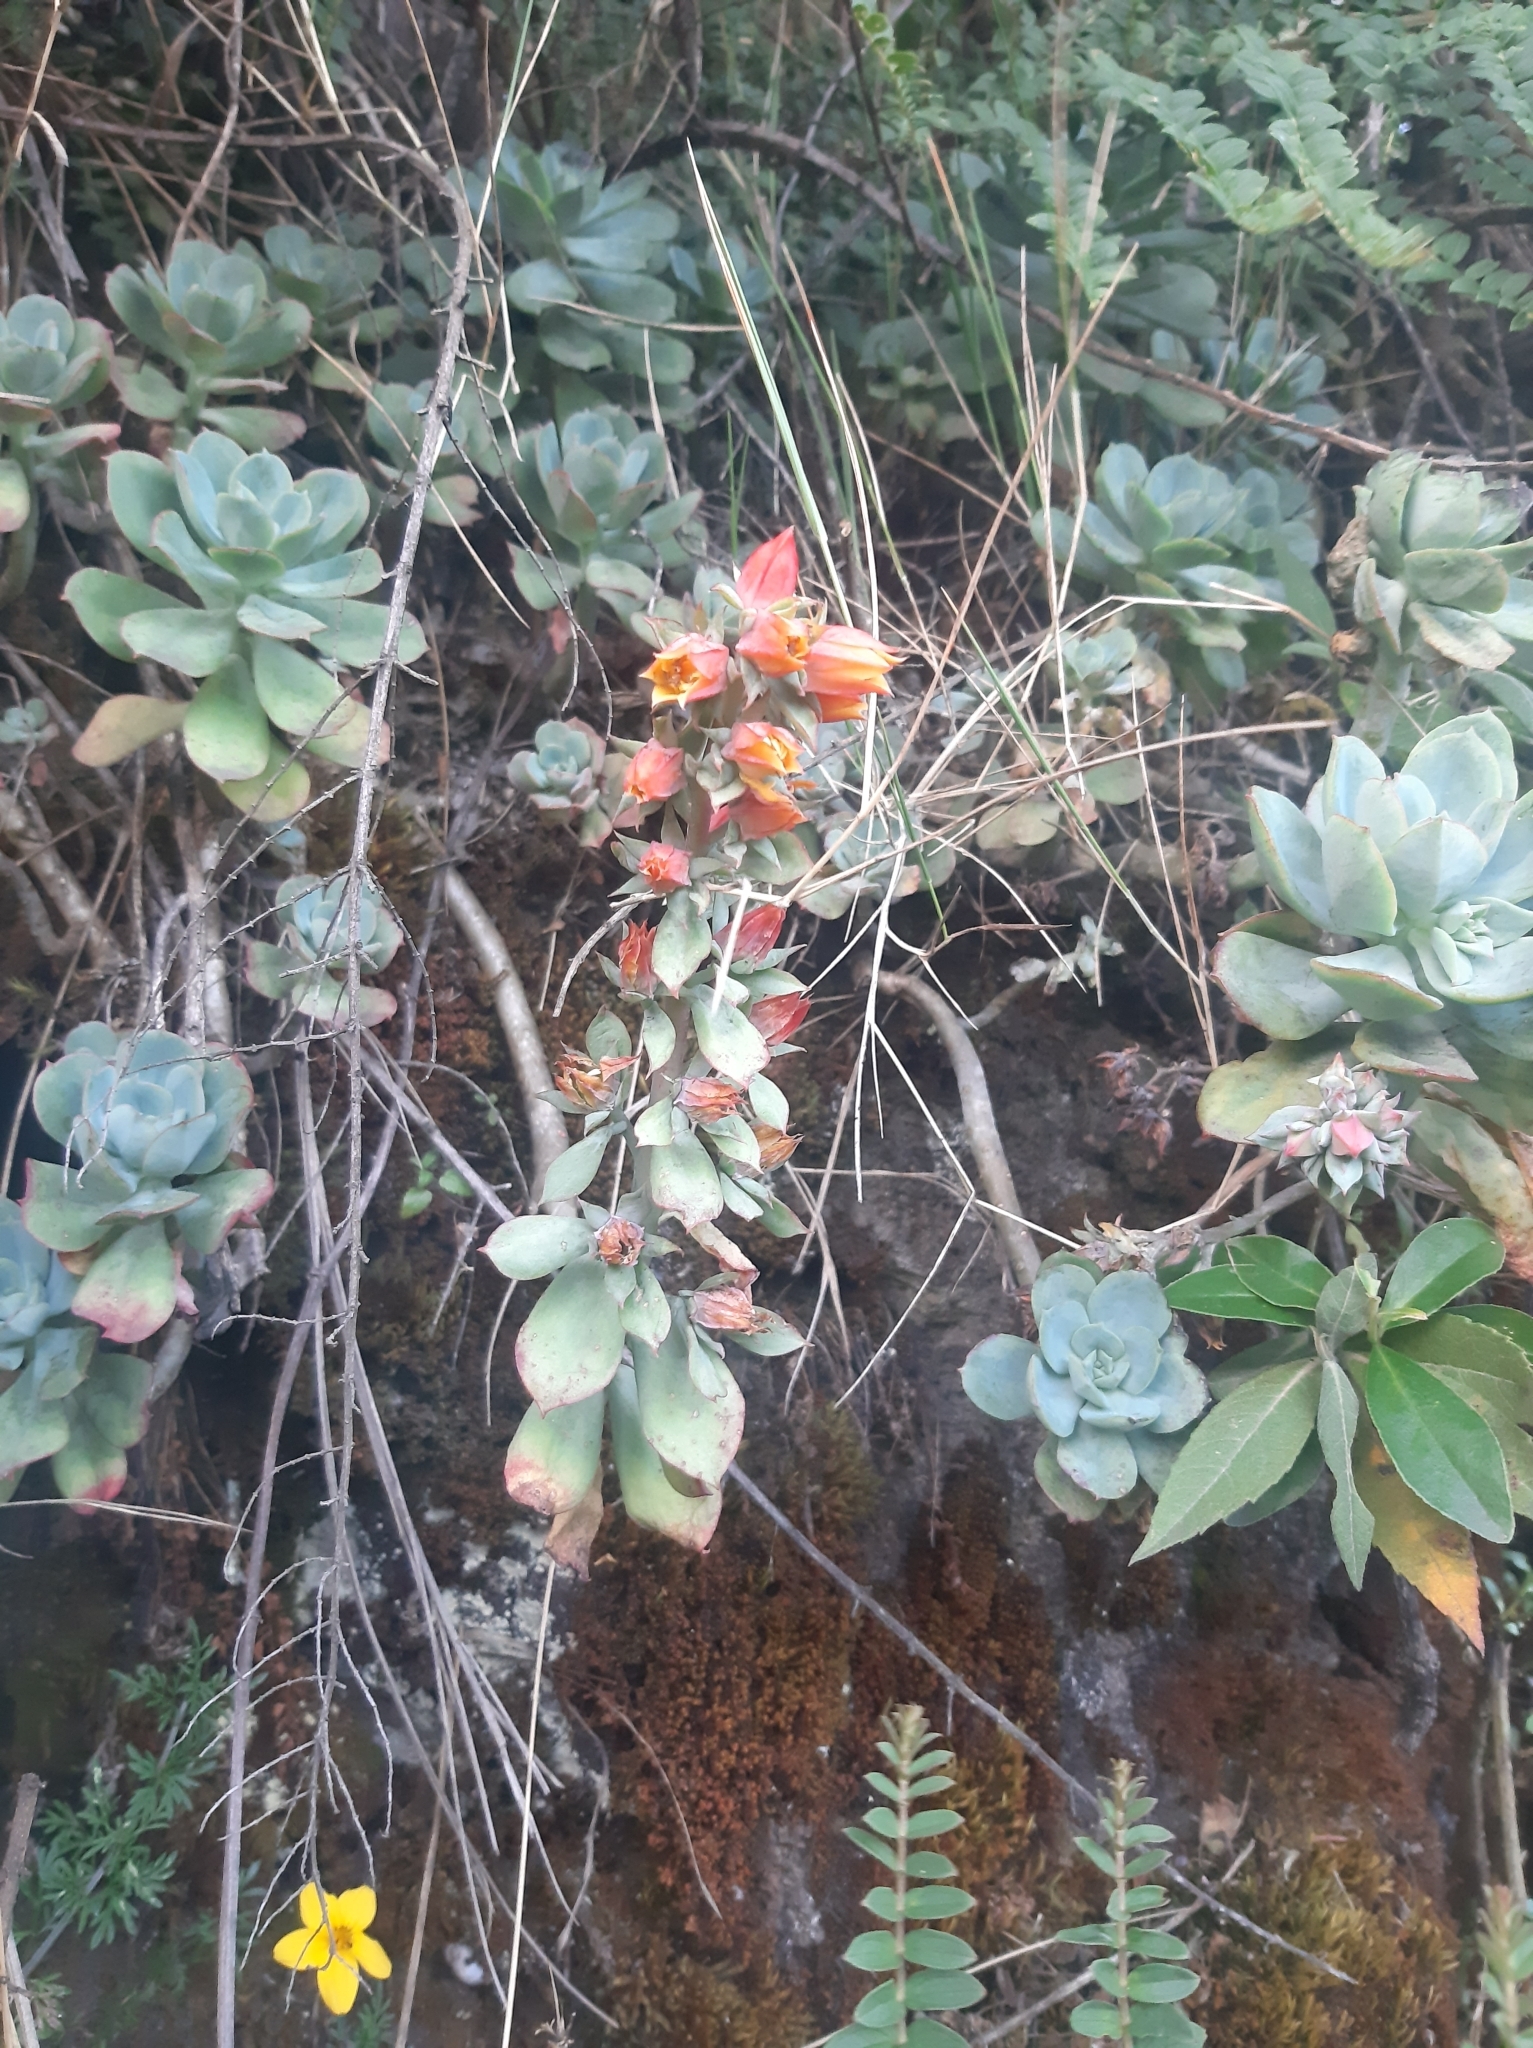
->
xmin=273 ymin=1883 xmax=392 ymax=2016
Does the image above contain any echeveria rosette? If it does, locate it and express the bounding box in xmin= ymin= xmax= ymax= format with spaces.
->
xmin=65 ymin=432 xmax=421 ymax=818
xmin=0 ymin=1193 xmax=151 ymax=1510
xmin=1031 ymin=443 xmax=1325 ymax=700
xmin=0 ymin=295 xmax=118 ymax=606
xmin=1219 ymin=714 xmax=1533 ymax=1067
xmin=20 ymin=1024 xmax=273 ymax=1346
xmin=507 ymin=718 xmax=626 ymax=846
xmin=244 ymin=872 xmax=403 ymax=1028
xmin=480 ymin=139 xmax=698 ymax=395
xmin=259 ymin=224 xmax=400 ymax=370
xmin=1252 ymin=1054 xmax=1415 ymax=1213
xmin=106 ymin=240 xmax=312 ymax=452
xmin=961 ymin=1253 xmax=1207 ymax=1517
xmin=1339 ymin=451 xmax=1533 ymax=678
xmin=366 ymin=377 xmax=517 ymax=529
xmin=506 ymin=408 xmax=704 ymax=636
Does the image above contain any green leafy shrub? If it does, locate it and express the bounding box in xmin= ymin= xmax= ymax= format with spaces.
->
xmin=1479 ymin=1885 xmax=1533 ymax=2047
xmin=106 ymin=241 xmax=312 ymax=451
xmin=1147 ymin=1216 xmax=1520 ymax=1635
xmin=19 ymin=1023 xmax=273 ymax=1346
xmin=65 ymin=432 xmax=421 ymax=817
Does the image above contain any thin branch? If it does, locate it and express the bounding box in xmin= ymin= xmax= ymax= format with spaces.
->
xmin=443 ymin=867 xmax=570 ymax=1205
xmin=875 ymin=970 xmax=1040 ymax=1286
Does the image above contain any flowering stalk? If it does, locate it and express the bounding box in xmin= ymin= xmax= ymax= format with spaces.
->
xmin=486 ymin=531 xmax=898 ymax=1560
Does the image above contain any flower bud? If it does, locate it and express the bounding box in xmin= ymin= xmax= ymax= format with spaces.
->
xmin=751 ymin=989 xmax=810 ymax=1046
xmin=674 ymin=1076 xmax=744 ymax=1121
xmin=690 ymin=1283 xmax=760 ymax=1331
xmin=553 ymin=1051 xmax=637 ymax=1111
xmin=752 ymin=1123 xmax=800 ymax=1169
xmin=736 ymin=529 xmax=799 ymax=606
xmin=637 ymin=843 xmax=691 ymax=892
xmin=803 ymin=624 xmax=898 ymax=719
xmin=717 ymin=786 xmax=808 ymax=840
xmin=623 ymin=738 xmax=686 ymax=804
xmin=734 ymin=902 xmax=786 ymax=964
xmin=617 ymin=921 xmax=657 ymax=995
xmin=594 ymin=1216 xmax=645 ymax=1266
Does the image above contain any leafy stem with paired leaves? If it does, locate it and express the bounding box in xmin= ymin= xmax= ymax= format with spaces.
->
xmin=1062 ymin=1758 xmax=1204 ymax=2044
xmin=830 ymin=1704 xmax=983 ymax=2048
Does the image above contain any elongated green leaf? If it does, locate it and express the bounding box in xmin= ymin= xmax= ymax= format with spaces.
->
xmin=1135 ymin=1358 xmax=1320 ymax=1558
xmin=903 ymin=1931 xmax=977 ymax=1969
xmin=539 ymin=1127 xmax=612 ymax=1204
xmin=1224 ymin=1236 xmax=1329 ymax=1310
xmin=1161 ymin=1265 xmax=1309 ymax=1324
xmin=482 ymin=1213 xmax=595 ymax=1279
xmin=1394 ymin=1313 xmax=1533 ymax=1425
xmin=1381 ymin=1216 xmax=1503 ymax=1323
xmin=1125 ymin=1965 xmax=1201 ymax=2003
xmin=1365 ymin=1343 xmax=1512 ymax=1540
xmin=1317 ymin=1357 xmax=1372 ymax=1587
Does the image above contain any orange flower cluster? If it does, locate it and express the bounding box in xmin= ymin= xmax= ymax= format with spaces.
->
xmin=639 ymin=529 xmax=899 ymax=732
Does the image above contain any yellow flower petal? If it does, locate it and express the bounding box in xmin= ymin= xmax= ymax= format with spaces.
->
xmin=273 ymin=1928 xmax=320 ymax=1971
xmin=333 ymin=1885 xmax=377 ymax=1932
xmin=316 ymin=1955 xmax=361 ymax=2016
xmin=298 ymin=1882 xmax=325 ymax=1930
xmin=353 ymin=1931 xmax=392 ymax=1981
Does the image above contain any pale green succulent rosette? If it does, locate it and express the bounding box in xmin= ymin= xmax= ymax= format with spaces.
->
xmin=106 ymin=240 xmax=312 ymax=452
xmin=505 ymin=407 xmax=704 ymax=636
xmin=0 ymin=294 xmax=118 ymax=605
xmin=1217 ymin=713 xmax=1533 ymax=1058
xmin=1336 ymin=453 xmax=1533 ymax=751
xmin=19 ymin=1025 xmax=273 ymax=1348
xmin=1031 ymin=442 xmax=1324 ymax=701
xmin=961 ymin=1253 xmax=1208 ymax=1517
xmin=244 ymin=872 xmax=404 ymax=1028
xmin=65 ymin=431 xmax=423 ymax=816
xmin=0 ymin=1193 xmax=151 ymax=1509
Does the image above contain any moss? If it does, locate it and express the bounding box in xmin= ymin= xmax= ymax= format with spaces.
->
xmin=564 ymin=1408 xmax=869 ymax=1941
xmin=848 ymin=1444 xmax=1057 ymax=1936
xmin=608 ymin=1916 xmax=812 ymax=2048
xmin=1194 ymin=1832 xmax=1457 ymax=2047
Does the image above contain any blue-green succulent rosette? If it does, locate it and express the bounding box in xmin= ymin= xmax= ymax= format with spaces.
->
xmin=0 ymin=1195 xmax=151 ymax=1508
xmin=1215 ymin=713 xmax=1533 ymax=1064
xmin=962 ymin=1253 xmax=1208 ymax=1518
xmin=19 ymin=1025 xmax=273 ymax=1347
xmin=243 ymin=871 xmax=403 ymax=1028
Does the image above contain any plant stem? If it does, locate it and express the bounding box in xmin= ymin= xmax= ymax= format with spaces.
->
xmin=1489 ymin=1634 xmax=1527 ymax=1906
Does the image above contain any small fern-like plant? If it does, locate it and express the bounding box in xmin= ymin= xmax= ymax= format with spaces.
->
xmin=1478 ymin=1886 xmax=1533 ymax=2047
xmin=1062 ymin=1760 xmax=1205 ymax=2044
xmin=830 ymin=1704 xmax=984 ymax=2048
